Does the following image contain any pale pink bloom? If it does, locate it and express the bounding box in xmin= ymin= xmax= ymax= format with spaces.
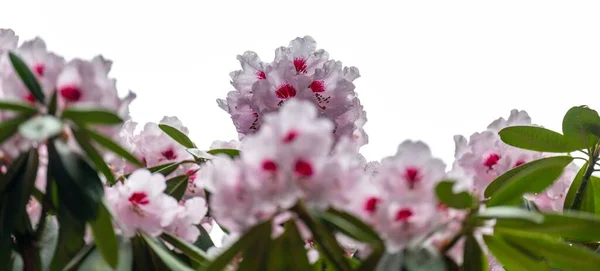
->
xmin=0 ymin=29 xmax=18 ymax=54
xmin=229 ymin=51 xmax=267 ymax=94
xmin=274 ymin=36 xmax=329 ymax=76
xmin=380 ymin=202 xmax=437 ymax=253
xmin=105 ymin=169 xmax=182 ymax=237
xmin=165 ymin=197 xmax=208 ymax=243
xmin=209 ymin=139 xmax=241 ymax=150
xmin=133 ymin=116 xmax=193 ymax=169
xmin=26 ymin=197 xmax=42 ymax=228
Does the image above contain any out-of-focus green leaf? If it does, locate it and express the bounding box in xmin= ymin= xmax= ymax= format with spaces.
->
xmin=9 ymin=52 xmax=45 ymax=104
xmin=62 ymin=108 xmax=123 ymax=125
xmin=141 ymin=234 xmax=195 ymax=271
xmin=18 ymin=115 xmax=63 ymax=141
xmin=50 ymin=209 xmax=86 ymax=270
xmin=159 ymin=124 xmax=196 ymax=148
xmin=238 ymin=218 xmax=273 ymax=271
xmin=77 ymin=238 xmax=133 ymax=271
xmin=165 ymin=175 xmax=189 ymax=201
xmin=317 ymin=209 xmax=382 ymax=244
xmin=193 ymin=225 xmax=215 ymax=252
xmin=161 ymin=232 xmax=210 ymax=269
xmin=435 ymin=180 xmax=477 ymax=209
xmin=463 ymin=235 xmax=488 ymax=271
xmin=0 ymin=101 xmax=38 ymax=114
xmin=207 ymin=149 xmax=240 ymax=159
xmin=495 ymin=211 xmax=600 ymax=241
xmin=483 ymin=235 xmax=547 ymax=271
xmin=89 ymin=203 xmax=119 ymax=269
xmin=476 ymin=206 xmax=544 ymax=223
xmin=81 ymin=127 xmax=142 ymax=167
xmin=0 ymin=114 xmax=34 ymax=144
xmin=72 ymin=128 xmax=116 ymax=185
xmin=267 ymin=220 xmax=312 ymax=271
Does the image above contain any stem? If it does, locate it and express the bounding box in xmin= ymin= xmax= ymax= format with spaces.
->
xmin=441 ymin=231 xmax=464 ymax=254
xmin=16 ymin=236 xmax=41 ymax=271
xmin=570 ymin=149 xmax=599 ymax=210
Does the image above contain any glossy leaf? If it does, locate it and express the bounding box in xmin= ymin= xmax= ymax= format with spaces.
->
xmin=318 ymin=209 xmax=382 ymax=244
xmin=62 ymin=108 xmax=123 ymax=125
xmin=483 ymin=235 xmax=547 ymax=271
xmin=0 ymin=101 xmax=37 ymax=114
xmin=72 ymin=129 xmax=117 ymax=185
xmin=476 ymin=206 xmax=544 ymax=223
xmin=159 ymin=124 xmax=196 ymax=148
xmin=18 ymin=115 xmax=63 ymax=141
xmin=562 ymin=106 xmax=600 ymax=149
xmin=141 ymin=234 xmax=195 ymax=271
xmin=499 ymin=126 xmax=578 ymax=153
xmin=435 ymin=180 xmax=476 ymax=209
xmin=0 ymin=114 xmax=33 ymax=144
xmin=165 ymin=175 xmax=189 ymax=201
xmin=495 ymin=211 xmax=600 ymax=241
xmin=497 ymin=228 xmax=600 ymax=271
xmin=463 ymin=235 xmax=488 ymax=271
xmin=48 ymin=140 xmax=104 ymax=221
xmin=205 ymin=220 xmax=272 ymax=271
xmin=161 ymin=232 xmax=210 ymax=269
xmin=8 ymin=52 xmax=45 ymax=104
xmin=207 ymin=148 xmax=240 ymax=159
xmin=82 ymin=127 xmax=143 ymax=166
xmin=89 ymin=203 xmax=119 ymax=269
xmin=564 ymin=162 xmax=588 ymax=211
xmin=485 ymin=156 xmax=573 ymax=206
xmin=267 ymin=220 xmax=312 ymax=271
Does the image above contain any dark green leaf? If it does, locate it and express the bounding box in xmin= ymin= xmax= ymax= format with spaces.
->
xmin=499 ymin=126 xmax=578 ymax=153
xmin=19 ymin=115 xmax=63 ymax=141
xmin=476 ymin=207 xmax=544 ymax=223
xmin=316 ymin=209 xmax=382 ymax=244
xmin=485 ymin=156 xmax=573 ymax=206
xmin=72 ymin=129 xmax=116 ymax=185
xmin=159 ymin=124 xmax=195 ymax=148
xmin=0 ymin=101 xmax=37 ymax=114
xmin=50 ymin=209 xmax=86 ymax=270
xmin=463 ymin=235 xmax=488 ymax=271
xmin=48 ymin=140 xmax=104 ymax=221
xmin=194 ymin=225 xmax=215 ymax=251
xmin=403 ymin=248 xmax=447 ymax=271
xmin=165 ymin=175 xmax=189 ymax=201
xmin=89 ymin=203 xmax=119 ymax=269
xmin=356 ymin=245 xmax=384 ymax=271
xmin=495 ymin=211 xmax=600 ymax=241
xmin=207 ymin=149 xmax=240 ymax=159
xmin=131 ymin=235 xmax=168 ymax=271
xmin=62 ymin=108 xmax=123 ymax=125
xmin=77 ymin=238 xmax=132 ymax=271
xmin=48 ymin=90 xmax=58 ymax=115
xmin=483 ymin=235 xmax=547 ymax=271
xmin=161 ymin=233 xmax=210 ymax=269
xmin=238 ymin=218 xmax=273 ymax=271
xmin=205 ymin=220 xmax=272 ymax=271
xmin=8 ymin=52 xmax=45 ymax=104
xmin=267 ymin=220 xmax=312 ymax=271
xmin=0 ymin=150 xmax=28 ymax=194
xmin=62 ymin=245 xmax=94 ymax=271
xmin=562 ymin=106 xmax=600 ymax=149
xmin=375 ymin=253 xmax=403 ymax=271
xmin=292 ymin=203 xmax=352 ymax=271
xmin=141 ymin=234 xmax=195 ymax=271
xmin=0 ymin=114 xmax=34 ymax=144
xmin=435 ymin=180 xmax=476 ymax=209
xmin=81 ymin=127 xmax=143 ymax=167
xmin=564 ymin=162 xmax=588 ymax=211
xmin=497 ymin=228 xmax=600 ymax=271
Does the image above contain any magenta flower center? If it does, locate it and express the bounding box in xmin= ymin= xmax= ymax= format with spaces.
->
xmin=395 ymin=208 xmax=413 ymax=222
xmin=283 ymin=130 xmax=298 ymax=143
xmin=403 ymin=167 xmax=422 ymax=188
xmin=309 ymin=80 xmax=325 ymax=93
xmin=484 ymin=153 xmax=501 ymax=168
xmin=364 ymin=197 xmax=381 ymax=214
xmin=515 ymin=160 xmax=526 ymax=167
xmin=293 ymin=58 xmax=307 ymax=74
xmin=261 ymin=160 xmax=278 ymax=172
xmin=256 ymin=70 xmax=266 ymax=80
xmin=24 ymin=94 xmax=36 ymax=103
xmin=295 ymin=159 xmax=313 ymax=177
xmin=161 ymin=148 xmax=177 ymax=160
xmin=33 ymin=64 xmax=45 ymax=76
xmin=129 ymin=192 xmax=150 ymax=205
xmin=275 ymin=84 xmax=297 ymax=99
xmin=59 ymin=85 xmax=82 ymax=102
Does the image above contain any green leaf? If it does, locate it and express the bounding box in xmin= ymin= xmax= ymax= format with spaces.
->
xmin=238 ymin=218 xmax=273 ymax=271
xmin=483 ymin=235 xmax=547 ymax=271
xmin=0 ymin=101 xmax=38 ymax=114
xmin=62 ymin=108 xmax=123 ymax=125
xmin=292 ymin=203 xmax=352 ymax=271
xmin=205 ymin=220 xmax=272 ymax=271
xmin=495 ymin=211 xmax=600 ymax=241
xmin=403 ymin=248 xmax=447 ymax=271
xmin=77 ymin=238 xmax=133 ymax=271
xmin=316 ymin=209 xmax=382 ymax=244
xmin=463 ymin=235 xmax=488 ymax=271
xmin=165 ymin=175 xmax=189 ymax=201
xmin=497 ymin=228 xmax=600 ymax=271
xmin=161 ymin=232 xmax=210 ymax=269
xmin=476 ymin=206 xmax=544 ymax=223
xmin=267 ymin=220 xmax=312 ymax=271
xmin=89 ymin=203 xmax=119 ymax=269
xmin=187 ymin=148 xmax=214 ymax=160
xmin=0 ymin=114 xmax=34 ymax=144
xmin=375 ymin=252 xmax=403 ymax=271
xmin=194 ymin=225 xmax=215 ymax=252
xmin=8 ymin=52 xmax=45 ymax=104
xmin=159 ymin=124 xmax=196 ymax=148
xmin=564 ymin=162 xmax=588 ymax=211
xmin=562 ymin=106 xmax=600 ymax=149
xmin=48 ymin=90 xmax=58 ymax=116
xmin=50 ymin=209 xmax=86 ymax=270
xmin=498 ymin=126 xmax=579 ymax=153
xmin=61 ymin=245 xmax=93 ymax=271
xmin=81 ymin=127 xmax=143 ymax=167
xmin=72 ymin=129 xmax=117 ymax=185
xmin=131 ymin=235 xmax=168 ymax=271
xmin=19 ymin=115 xmax=63 ymax=142
xmin=207 ymin=148 xmax=240 ymax=159
xmin=485 ymin=156 xmax=573 ymax=206
xmin=141 ymin=234 xmax=195 ymax=271
xmin=591 ymin=175 xmax=600 ymax=213
xmin=435 ymin=180 xmax=476 ymax=209
xmin=48 ymin=140 xmax=104 ymax=221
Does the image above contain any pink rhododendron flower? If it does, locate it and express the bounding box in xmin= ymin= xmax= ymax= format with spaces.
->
xmin=164 ymin=197 xmax=208 ymax=244
xmin=218 ymin=36 xmax=367 ymax=149
xmin=105 ymin=169 xmax=182 ymax=237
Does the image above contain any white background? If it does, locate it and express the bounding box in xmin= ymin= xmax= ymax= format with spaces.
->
xmin=3 ymin=0 xmax=600 ymax=243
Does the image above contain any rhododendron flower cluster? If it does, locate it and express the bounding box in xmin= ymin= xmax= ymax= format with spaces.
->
xmin=3 ymin=28 xmax=600 ymax=271
xmin=218 ymin=36 xmax=367 ymax=149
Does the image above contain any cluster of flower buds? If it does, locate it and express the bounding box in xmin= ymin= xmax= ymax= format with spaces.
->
xmin=217 ymin=36 xmax=367 ymax=149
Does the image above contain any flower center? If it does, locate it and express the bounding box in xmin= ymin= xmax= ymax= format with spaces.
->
xmin=256 ymin=70 xmax=266 ymax=80
xmin=484 ymin=153 xmax=501 ymax=169
xmin=59 ymin=85 xmax=82 ymax=102
xmin=161 ymin=148 xmax=177 ymax=160
xmin=295 ymin=159 xmax=313 ymax=177
xmin=275 ymin=84 xmax=297 ymax=99
xmin=129 ymin=192 xmax=149 ymax=205
xmin=262 ymin=160 xmax=278 ymax=172
xmin=33 ymin=64 xmax=45 ymax=76
xmin=293 ymin=58 xmax=307 ymax=74
xmin=24 ymin=93 xmax=36 ymax=103
xmin=395 ymin=208 xmax=413 ymax=222
xmin=364 ymin=197 xmax=381 ymax=214
xmin=403 ymin=167 xmax=422 ymax=189
xmin=514 ymin=160 xmax=526 ymax=168
xmin=283 ymin=130 xmax=298 ymax=143
xmin=309 ymin=80 xmax=325 ymax=93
